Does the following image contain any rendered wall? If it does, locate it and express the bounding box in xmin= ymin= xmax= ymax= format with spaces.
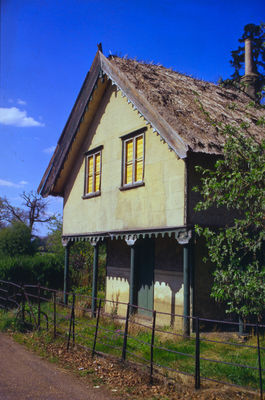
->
xmin=193 ymin=237 xmax=225 ymax=320
xmin=187 ymin=152 xmax=236 ymax=226
xmin=105 ymin=239 xmax=130 ymax=317
xmin=63 ymin=85 xmax=185 ymax=235
xmin=105 ymin=237 xmax=184 ymax=328
xmin=154 ymin=237 xmax=184 ymax=329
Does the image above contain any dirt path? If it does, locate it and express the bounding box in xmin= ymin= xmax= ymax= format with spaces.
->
xmin=0 ymin=334 xmax=114 ymax=400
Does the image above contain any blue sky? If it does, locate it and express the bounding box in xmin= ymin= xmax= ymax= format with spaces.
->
xmin=0 ymin=0 xmax=264 ymax=236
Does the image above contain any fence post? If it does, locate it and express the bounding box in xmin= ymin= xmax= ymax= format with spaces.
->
xmin=122 ymin=303 xmax=130 ymax=362
xmin=37 ymin=283 xmax=41 ymax=329
xmin=21 ymin=285 xmax=25 ymax=325
xmin=256 ymin=324 xmax=263 ymax=400
xmin=239 ymin=316 xmax=244 ymax=336
xmin=67 ymin=294 xmax=75 ymax=351
xmin=92 ymin=299 xmax=102 ymax=357
xmin=4 ymin=283 xmax=8 ymax=311
xmin=150 ymin=310 xmax=156 ymax=384
xmin=195 ymin=317 xmax=200 ymax=390
xmin=72 ymin=294 xmax=76 ymax=347
xmin=53 ymin=292 xmax=57 ymax=339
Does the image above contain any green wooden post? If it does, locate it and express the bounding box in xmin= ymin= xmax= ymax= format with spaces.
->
xmin=189 ymin=240 xmax=195 ymax=331
xmin=91 ymin=240 xmax=99 ymax=318
xmin=129 ymin=245 xmax=135 ymax=310
xmin=63 ymin=240 xmax=70 ymax=305
xmin=126 ymin=235 xmax=137 ymax=314
xmin=177 ymin=230 xmax=192 ymax=336
xmin=183 ymin=243 xmax=190 ymax=336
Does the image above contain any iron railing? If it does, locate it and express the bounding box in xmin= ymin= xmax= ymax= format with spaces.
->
xmin=0 ymin=279 xmax=264 ymax=399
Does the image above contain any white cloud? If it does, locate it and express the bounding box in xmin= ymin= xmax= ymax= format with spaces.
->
xmin=0 ymin=107 xmax=45 ymax=127
xmin=0 ymin=179 xmax=28 ymax=188
xmin=17 ymin=98 xmax=27 ymax=106
xmin=43 ymin=145 xmax=56 ymax=154
xmin=0 ymin=179 xmax=20 ymax=188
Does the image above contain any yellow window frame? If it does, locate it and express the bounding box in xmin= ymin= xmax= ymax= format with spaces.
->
xmin=84 ymin=146 xmax=103 ymax=197
xmin=122 ymin=132 xmax=144 ymax=187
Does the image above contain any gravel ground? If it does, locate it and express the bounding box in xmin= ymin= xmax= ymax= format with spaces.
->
xmin=0 ymin=334 xmax=114 ymax=400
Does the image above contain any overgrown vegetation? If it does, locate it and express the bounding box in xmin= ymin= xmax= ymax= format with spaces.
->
xmin=194 ymin=118 xmax=265 ymax=320
xmin=0 ymin=222 xmax=37 ymax=257
xmin=0 ymin=254 xmax=63 ymax=288
xmin=0 ymin=194 xmax=106 ymax=293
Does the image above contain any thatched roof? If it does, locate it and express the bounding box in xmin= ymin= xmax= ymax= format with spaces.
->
xmin=38 ymin=50 xmax=264 ymax=197
xmin=109 ymin=56 xmax=264 ymax=154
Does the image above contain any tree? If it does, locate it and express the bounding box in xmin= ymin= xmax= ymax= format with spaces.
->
xmin=0 ymin=198 xmax=7 ymax=229
xmin=46 ymin=215 xmax=64 ymax=258
xmin=0 ymin=191 xmax=53 ymax=233
xmin=194 ymin=120 xmax=265 ymax=320
xmin=0 ymin=221 xmax=37 ymax=257
xmin=220 ymin=23 xmax=265 ymax=100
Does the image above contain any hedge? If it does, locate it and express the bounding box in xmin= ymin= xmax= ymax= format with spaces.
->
xmin=0 ymin=253 xmax=64 ymax=289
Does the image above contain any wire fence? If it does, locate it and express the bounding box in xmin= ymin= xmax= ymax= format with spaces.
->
xmin=0 ymin=279 xmax=264 ymax=399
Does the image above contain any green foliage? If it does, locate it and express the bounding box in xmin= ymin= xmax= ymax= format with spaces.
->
xmin=0 ymin=253 xmax=63 ymax=288
xmin=69 ymin=241 xmax=106 ymax=292
xmin=0 ymin=222 xmax=37 ymax=257
xmin=194 ymin=122 xmax=265 ymax=319
xmin=46 ymin=216 xmax=106 ymax=292
xmin=46 ymin=215 xmax=64 ymax=259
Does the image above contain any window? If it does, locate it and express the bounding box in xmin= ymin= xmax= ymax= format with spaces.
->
xmin=83 ymin=146 xmax=103 ymax=198
xmin=121 ymin=129 xmax=145 ymax=189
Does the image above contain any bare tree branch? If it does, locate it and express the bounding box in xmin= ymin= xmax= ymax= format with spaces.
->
xmin=0 ymin=192 xmax=53 ymax=233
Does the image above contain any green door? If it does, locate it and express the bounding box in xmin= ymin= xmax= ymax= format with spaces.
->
xmin=136 ymin=238 xmax=155 ymax=315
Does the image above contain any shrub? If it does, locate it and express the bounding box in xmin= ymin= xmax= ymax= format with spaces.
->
xmin=0 ymin=222 xmax=36 ymax=257
xmin=0 ymin=253 xmax=64 ymax=289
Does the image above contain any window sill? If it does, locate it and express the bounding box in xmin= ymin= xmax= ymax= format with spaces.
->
xmin=119 ymin=182 xmax=145 ymax=191
xmin=82 ymin=192 xmax=101 ymax=200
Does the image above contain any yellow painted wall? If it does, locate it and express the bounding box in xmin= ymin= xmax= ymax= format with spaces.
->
xmin=63 ymin=85 xmax=185 ymax=235
xmin=105 ymin=269 xmax=129 ymax=317
xmin=154 ymin=270 xmax=184 ymax=329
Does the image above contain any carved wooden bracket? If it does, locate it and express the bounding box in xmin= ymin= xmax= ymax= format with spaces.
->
xmin=89 ymin=237 xmax=100 ymax=247
xmin=61 ymin=238 xmax=70 ymax=248
xmin=176 ymin=230 xmax=192 ymax=245
xmin=125 ymin=234 xmax=137 ymax=246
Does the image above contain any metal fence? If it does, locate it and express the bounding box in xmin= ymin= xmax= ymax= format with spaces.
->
xmin=0 ymin=279 xmax=264 ymax=399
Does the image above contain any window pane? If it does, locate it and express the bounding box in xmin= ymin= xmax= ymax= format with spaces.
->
xmin=95 ymin=153 xmax=101 ymax=173
xmin=135 ymin=136 xmax=143 ymax=160
xmin=125 ymin=163 xmax=133 ymax=184
xmin=87 ymin=175 xmax=93 ymax=193
xmin=126 ymin=140 xmax=133 ymax=162
xmin=135 ymin=160 xmax=143 ymax=182
xmin=88 ymin=156 xmax=94 ymax=174
xmin=86 ymin=156 xmax=94 ymax=193
xmin=95 ymin=173 xmax=100 ymax=192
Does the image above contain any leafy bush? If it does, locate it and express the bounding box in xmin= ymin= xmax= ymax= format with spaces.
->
xmin=0 ymin=253 xmax=64 ymax=289
xmin=69 ymin=241 xmax=106 ymax=292
xmin=0 ymin=222 xmax=37 ymax=257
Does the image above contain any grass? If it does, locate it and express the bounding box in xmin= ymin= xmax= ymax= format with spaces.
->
xmin=0 ymin=301 xmax=264 ymax=393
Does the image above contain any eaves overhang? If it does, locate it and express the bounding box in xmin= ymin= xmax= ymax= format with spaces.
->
xmin=38 ymin=50 xmax=188 ymax=198
xmin=62 ymin=225 xmax=193 ymax=246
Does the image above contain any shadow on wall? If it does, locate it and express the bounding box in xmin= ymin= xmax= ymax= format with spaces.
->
xmin=106 ymin=237 xmax=184 ymax=325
